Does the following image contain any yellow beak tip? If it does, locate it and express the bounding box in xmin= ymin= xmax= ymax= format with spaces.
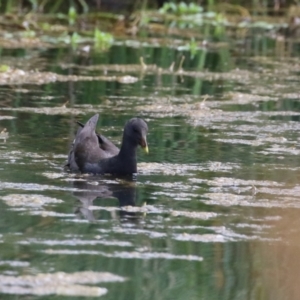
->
xmin=144 ymin=145 xmax=149 ymax=154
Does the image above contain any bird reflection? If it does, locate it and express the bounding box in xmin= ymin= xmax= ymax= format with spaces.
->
xmin=72 ymin=179 xmax=137 ymax=222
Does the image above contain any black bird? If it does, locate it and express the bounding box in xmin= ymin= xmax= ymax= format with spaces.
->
xmin=66 ymin=114 xmax=119 ymax=171
xmin=71 ymin=114 xmax=149 ymax=175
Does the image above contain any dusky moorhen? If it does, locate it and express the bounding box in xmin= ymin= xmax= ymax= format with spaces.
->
xmin=66 ymin=114 xmax=119 ymax=171
xmin=71 ymin=114 xmax=148 ymax=175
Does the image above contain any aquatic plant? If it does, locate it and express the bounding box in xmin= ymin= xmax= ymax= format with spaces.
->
xmin=21 ymin=30 xmax=36 ymax=38
xmin=159 ymin=2 xmax=203 ymax=15
xmin=68 ymin=6 xmax=77 ymax=25
xmin=94 ymin=28 xmax=114 ymax=50
xmin=157 ymin=1 xmax=224 ymax=33
xmin=177 ymin=38 xmax=199 ymax=59
xmin=155 ymin=1 xmax=286 ymax=36
xmin=71 ymin=32 xmax=80 ymax=49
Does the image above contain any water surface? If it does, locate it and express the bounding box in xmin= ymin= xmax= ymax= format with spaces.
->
xmin=0 ymin=37 xmax=300 ymax=299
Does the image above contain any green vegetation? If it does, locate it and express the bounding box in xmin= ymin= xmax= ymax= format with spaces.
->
xmin=0 ymin=65 xmax=10 ymax=72
xmin=68 ymin=6 xmax=77 ymax=25
xmin=94 ymin=28 xmax=114 ymax=50
xmin=0 ymin=1 xmax=296 ymax=57
xmin=159 ymin=2 xmax=203 ymax=15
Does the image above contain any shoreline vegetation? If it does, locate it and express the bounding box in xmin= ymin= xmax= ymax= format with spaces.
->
xmin=1 ymin=0 xmax=300 ymax=82
xmin=0 ymin=1 xmax=299 ymax=52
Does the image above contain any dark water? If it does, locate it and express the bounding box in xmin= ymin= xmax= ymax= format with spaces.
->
xmin=0 ymin=39 xmax=300 ymax=299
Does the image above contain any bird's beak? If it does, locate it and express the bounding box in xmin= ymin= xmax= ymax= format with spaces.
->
xmin=140 ymin=136 xmax=149 ymax=154
xmin=144 ymin=144 xmax=149 ymax=154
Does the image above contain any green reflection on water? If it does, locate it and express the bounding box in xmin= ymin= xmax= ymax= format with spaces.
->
xmin=0 ymin=40 xmax=300 ymax=299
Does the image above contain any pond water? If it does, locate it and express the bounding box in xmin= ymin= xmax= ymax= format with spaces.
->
xmin=1 ymin=36 xmax=300 ymax=299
